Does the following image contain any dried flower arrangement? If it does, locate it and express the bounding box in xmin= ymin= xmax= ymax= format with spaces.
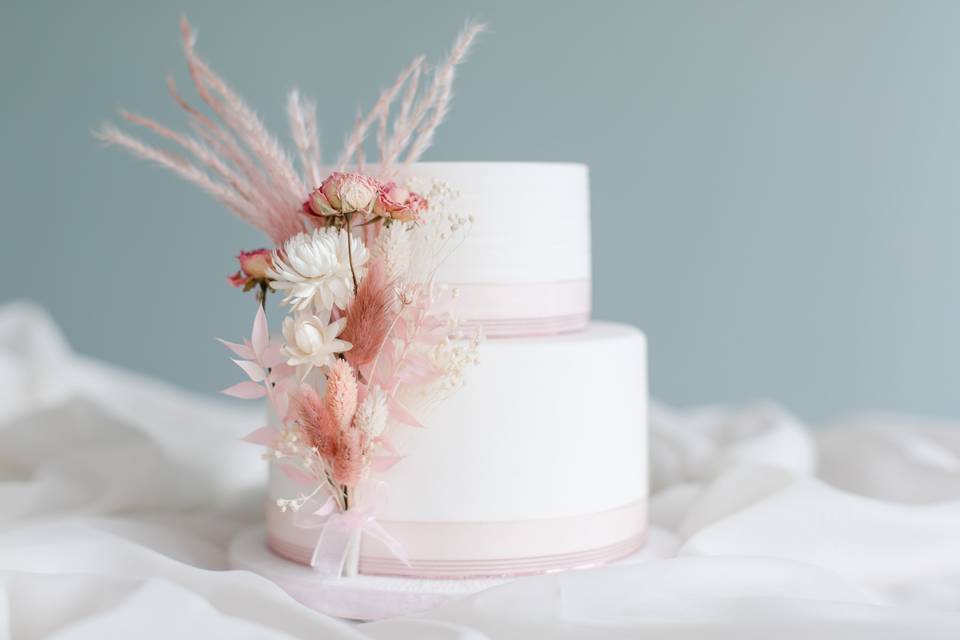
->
xmin=97 ymin=17 xmax=483 ymax=576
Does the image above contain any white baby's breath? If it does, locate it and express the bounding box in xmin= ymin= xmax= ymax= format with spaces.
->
xmin=403 ymin=179 xmax=472 ymax=283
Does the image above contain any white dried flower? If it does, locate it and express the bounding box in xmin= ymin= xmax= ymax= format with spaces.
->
xmin=281 ymin=313 xmax=352 ymax=377
xmin=268 ymin=228 xmax=369 ymax=311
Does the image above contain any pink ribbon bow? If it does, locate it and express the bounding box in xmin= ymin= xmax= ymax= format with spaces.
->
xmin=293 ymin=481 xmax=409 ymax=577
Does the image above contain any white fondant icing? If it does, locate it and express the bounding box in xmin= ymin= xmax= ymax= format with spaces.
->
xmin=397 ymin=163 xmax=591 ymax=285
xmin=374 ymin=322 xmax=648 ymax=522
xmin=268 ymin=322 xmax=648 ymax=574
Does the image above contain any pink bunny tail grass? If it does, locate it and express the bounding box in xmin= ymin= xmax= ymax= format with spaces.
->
xmin=325 ymin=359 xmax=359 ymax=431
xmin=292 ymin=385 xmax=337 ymax=460
xmin=332 ymin=427 xmax=365 ymax=489
xmin=341 ymin=260 xmax=395 ymax=370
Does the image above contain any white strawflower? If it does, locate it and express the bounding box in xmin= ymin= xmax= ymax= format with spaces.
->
xmin=268 ymin=228 xmax=369 ymax=311
xmin=355 ymin=386 xmax=388 ymax=438
xmin=281 ymin=313 xmax=352 ymax=377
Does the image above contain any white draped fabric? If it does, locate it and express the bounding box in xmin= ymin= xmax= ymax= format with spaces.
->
xmin=2 ymin=301 xmax=959 ymax=639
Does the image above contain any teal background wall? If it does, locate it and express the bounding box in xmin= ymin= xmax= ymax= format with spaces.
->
xmin=3 ymin=0 xmax=960 ymax=422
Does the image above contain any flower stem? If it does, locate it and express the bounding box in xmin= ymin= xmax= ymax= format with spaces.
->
xmin=345 ymin=215 xmax=359 ymax=295
xmin=257 ymin=281 xmax=269 ymax=311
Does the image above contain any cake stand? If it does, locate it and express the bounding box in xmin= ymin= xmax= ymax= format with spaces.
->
xmin=228 ymin=525 xmax=678 ymax=621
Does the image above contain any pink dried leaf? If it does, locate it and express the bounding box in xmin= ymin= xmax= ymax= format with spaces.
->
xmin=392 ymin=317 xmax=409 ymax=342
xmin=218 ymin=338 xmax=256 ymax=359
xmin=358 ymin=362 xmax=374 ymax=385
xmin=395 ymin=352 xmax=440 ymax=384
xmin=251 ymin=305 xmax=268 ymax=358
xmin=398 ymin=366 xmax=441 ymax=386
xmin=379 ymin=373 xmax=400 ymax=390
xmin=375 ymin=435 xmax=399 ymax=455
xmin=232 ymin=358 xmax=266 ymax=382
xmin=404 ymin=352 xmax=438 ymax=373
xmin=222 ymin=381 xmax=267 ymax=399
xmin=421 ymin=315 xmax=445 ymax=333
xmin=382 ymin=340 xmax=397 ymax=372
xmin=241 ymin=425 xmax=279 ymax=446
xmin=371 ymin=455 xmax=404 ymax=473
xmin=269 ymin=362 xmax=297 ymax=387
xmin=279 ymin=463 xmax=316 ymax=487
xmin=388 ymin=397 xmax=423 ymax=428
xmin=413 ymin=331 xmax=447 ymax=346
xmin=261 ymin=342 xmax=286 ymax=368
xmin=270 ymin=390 xmax=290 ymax=424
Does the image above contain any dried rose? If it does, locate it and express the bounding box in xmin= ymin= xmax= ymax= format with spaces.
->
xmin=228 ymin=248 xmax=273 ymax=290
xmin=374 ymin=182 xmax=428 ymax=222
xmin=303 ymin=172 xmax=379 ymax=217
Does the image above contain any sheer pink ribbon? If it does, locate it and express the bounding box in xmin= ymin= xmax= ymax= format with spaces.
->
xmin=292 ymin=482 xmax=409 ymax=577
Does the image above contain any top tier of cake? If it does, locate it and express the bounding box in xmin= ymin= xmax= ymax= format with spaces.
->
xmin=396 ymin=163 xmax=592 ymax=337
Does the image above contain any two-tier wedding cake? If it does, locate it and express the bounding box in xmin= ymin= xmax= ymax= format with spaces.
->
xmin=102 ymin=17 xmax=648 ymax=618
xmin=268 ymin=163 xmax=649 ymax=578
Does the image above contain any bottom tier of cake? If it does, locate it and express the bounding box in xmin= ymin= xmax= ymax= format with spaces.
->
xmin=268 ymin=321 xmax=648 ymax=578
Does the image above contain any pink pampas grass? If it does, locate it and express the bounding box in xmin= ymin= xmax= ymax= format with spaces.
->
xmin=400 ymin=22 xmax=485 ymax=166
xmin=341 ymin=260 xmax=394 ymax=370
xmin=97 ymin=17 xmax=308 ymax=244
xmin=340 ymin=21 xmax=485 ymax=176
xmin=99 ymin=16 xmax=483 ymax=239
xmin=287 ymin=89 xmax=323 ymax=189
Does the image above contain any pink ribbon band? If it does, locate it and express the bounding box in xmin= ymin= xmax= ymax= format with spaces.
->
xmin=447 ymin=280 xmax=591 ymax=338
xmin=268 ymin=498 xmax=647 ymax=579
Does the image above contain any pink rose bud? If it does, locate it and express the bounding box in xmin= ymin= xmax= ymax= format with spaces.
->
xmin=238 ymin=249 xmax=273 ymax=280
xmin=374 ymin=182 xmax=428 ymax=222
xmin=228 ymin=249 xmax=273 ymax=289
